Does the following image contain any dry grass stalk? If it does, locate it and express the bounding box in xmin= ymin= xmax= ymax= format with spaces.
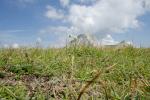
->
xmin=77 ymin=63 xmax=116 ymax=100
xmin=130 ymin=78 xmax=137 ymax=100
xmin=77 ymin=70 xmax=101 ymax=100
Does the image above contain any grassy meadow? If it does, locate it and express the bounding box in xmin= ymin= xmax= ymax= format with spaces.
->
xmin=0 ymin=46 xmax=150 ymax=100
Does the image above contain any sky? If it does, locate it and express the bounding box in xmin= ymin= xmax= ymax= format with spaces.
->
xmin=0 ymin=0 xmax=150 ymax=48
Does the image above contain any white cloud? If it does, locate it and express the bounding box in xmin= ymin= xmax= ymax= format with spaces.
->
xmin=40 ymin=26 xmax=69 ymax=34
xmin=39 ymin=26 xmax=82 ymax=47
xmin=46 ymin=0 xmax=150 ymax=34
xmin=100 ymin=35 xmax=133 ymax=46
xmin=126 ymin=41 xmax=133 ymax=45
xmin=45 ymin=5 xmax=65 ymax=20
xmin=40 ymin=26 xmax=80 ymax=35
xmin=12 ymin=43 xmax=19 ymax=48
xmin=60 ymin=0 xmax=70 ymax=7
xmin=39 ymin=26 xmax=69 ymax=47
xmin=101 ymin=34 xmax=119 ymax=45
xmin=68 ymin=0 xmax=148 ymax=35
xmin=43 ymin=0 xmax=150 ymax=47
xmin=48 ymin=36 xmax=67 ymax=48
xmin=145 ymin=0 xmax=150 ymax=10
xmin=36 ymin=37 xmax=42 ymax=43
xmin=3 ymin=44 xmax=9 ymax=48
xmin=79 ymin=0 xmax=98 ymax=4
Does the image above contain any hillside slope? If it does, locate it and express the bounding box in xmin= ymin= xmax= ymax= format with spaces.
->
xmin=0 ymin=46 xmax=150 ymax=99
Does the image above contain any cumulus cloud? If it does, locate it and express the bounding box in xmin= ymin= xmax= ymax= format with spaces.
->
xmin=39 ymin=26 xmax=69 ymax=47
xmin=144 ymin=0 xmax=150 ymax=10
xmin=101 ymin=34 xmax=119 ymax=45
xmin=126 ymin=41 xmax=133 ymax=45
xmin=3 ymin=44 xmax=9 ymax=48
xmin=36 ymin=37 xmax=42 ymax=43
xmin=43 ymin=0 xmax=150 ymax=47
xmin=39 ymin=26 xmax=84 ymax=47
xmin=12 ymin=43 xmax=19 ymax=48
xmin=60 ymin=0 xmax=70 ymax=7
xmin=45 ymin=5 xmax=65 ymax=20
xmin=40 ymin=26 xmax=80 ymax=35
xmin=68 ymin=0 xmax=149 ymax=35
xmin=79 ymin=0 xmax=98 ymax=4
xmin=46 ymin=0 xmax=150 ymax=35
xmin=100 ymin=34 xmax=133 ymax=46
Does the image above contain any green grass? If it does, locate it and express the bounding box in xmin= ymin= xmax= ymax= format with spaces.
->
xmin=0 ymin=46 xmax=150 ymax=100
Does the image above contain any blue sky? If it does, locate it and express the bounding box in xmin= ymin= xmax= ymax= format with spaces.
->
xmin=0 ymin=0 xmax=150 ymax=48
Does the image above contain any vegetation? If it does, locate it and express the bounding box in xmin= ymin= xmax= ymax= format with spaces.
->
xmin=0 ymin=46 xmax=150 ymax=100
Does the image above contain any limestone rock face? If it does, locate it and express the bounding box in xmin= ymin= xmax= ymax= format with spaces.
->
xmin=69 ymin=34 xmax=132 ymax=48
xmin=104 ymin=40 xmax=132 ymax=48
xmin=69 ymin=34 xmax=94 ymax=46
